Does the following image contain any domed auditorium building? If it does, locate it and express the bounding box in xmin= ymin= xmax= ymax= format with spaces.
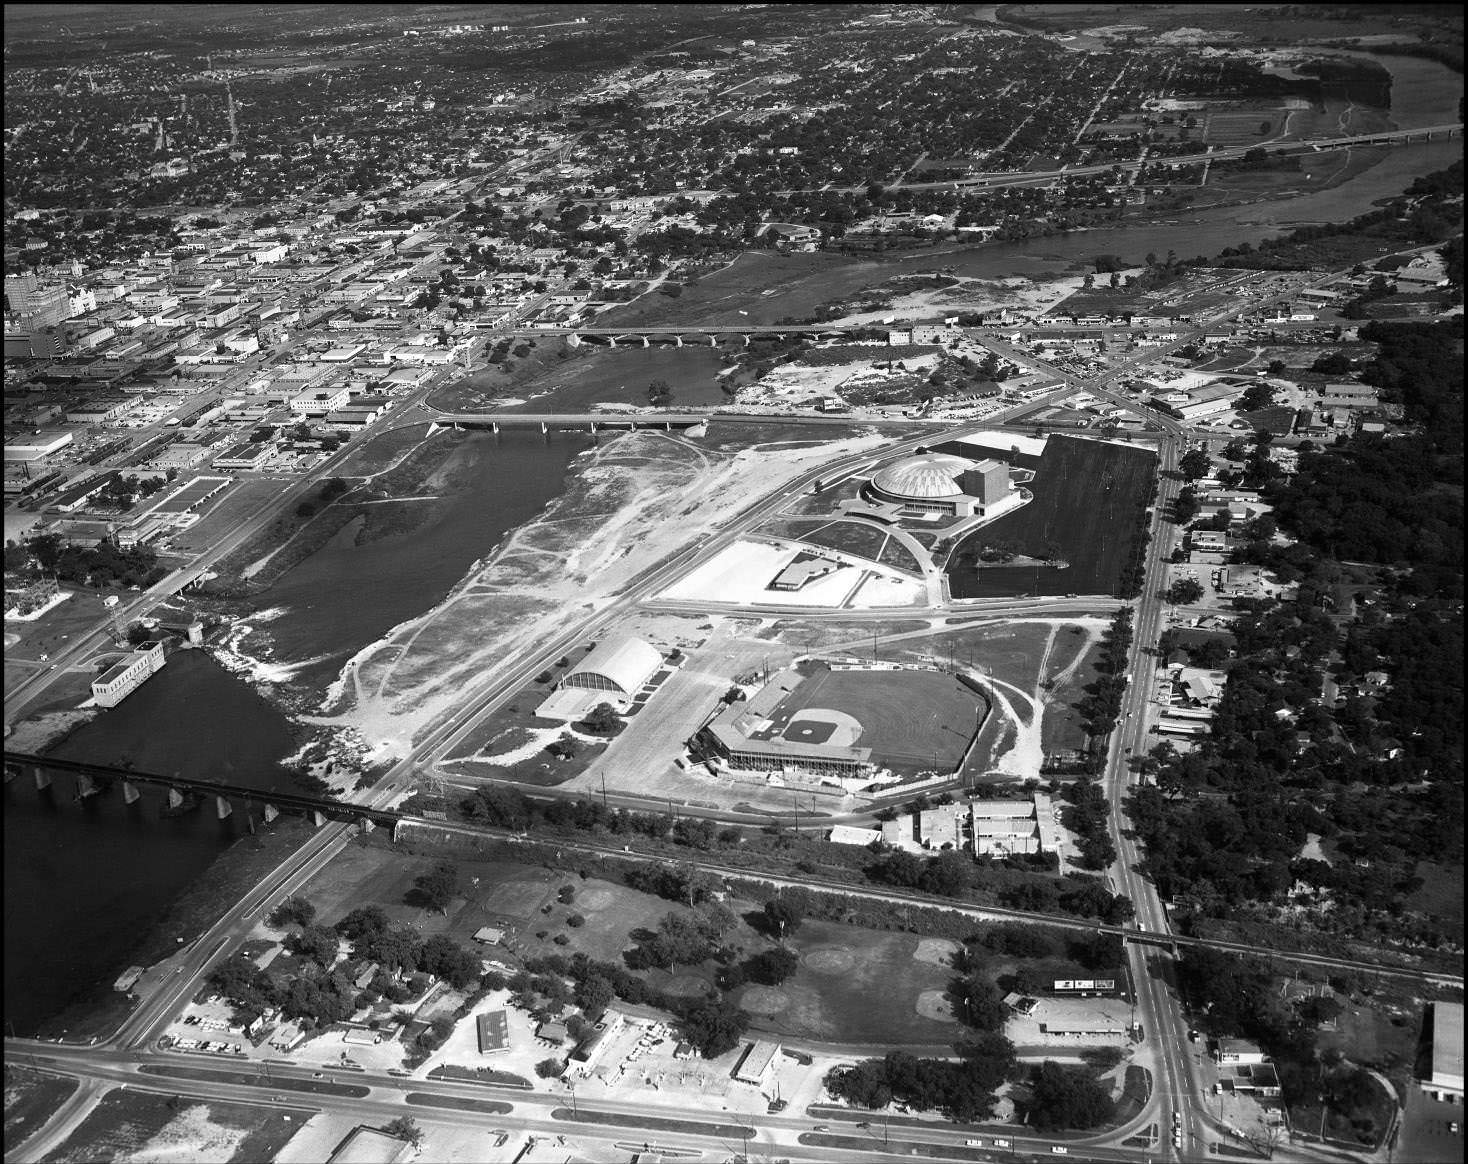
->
xmin=862 ymin=451 xmax=1021 ymax=520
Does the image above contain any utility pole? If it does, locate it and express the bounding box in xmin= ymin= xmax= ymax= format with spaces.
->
xmin=600 ymin=771 xmax=608 ymax=813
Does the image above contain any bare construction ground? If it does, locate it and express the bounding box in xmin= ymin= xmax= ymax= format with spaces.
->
xmin=312 ymin=428 xmax=895 ymax=760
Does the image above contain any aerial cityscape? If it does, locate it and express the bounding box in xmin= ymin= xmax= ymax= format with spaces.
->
xmin=1 ymin=4 xmax=1462 ymax=1163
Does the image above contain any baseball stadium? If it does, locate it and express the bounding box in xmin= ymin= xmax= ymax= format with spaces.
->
xmin=695 ymin=661 xmax=989 ymax=780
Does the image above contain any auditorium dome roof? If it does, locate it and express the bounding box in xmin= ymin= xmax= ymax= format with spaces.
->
xmin=870 ymin=453 xmax=972 ymax=500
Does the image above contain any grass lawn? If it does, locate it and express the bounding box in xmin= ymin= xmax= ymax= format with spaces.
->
xmin=1040 ymin=629 xmax=1102 ymax=757
xmin=947 ymin=435 xmax=1157 ymax=598
xmin=40 ymin=1089 xmax=300 ymax=1164
xmin=1289 ymin=1066 xmax=1397 ymax=1151
xmin=736 ymin=920 xmax=962 ymax=1046
xmin=4 ymin=1067 xmax=79 ymax=1156
xmin=799 ymin=520 xmax=890 ymax=563
xmin=1315 ymin=998 xmax=1420 ymax=1078
xmin=1404 ymin=862 xmax=1464 ymax=947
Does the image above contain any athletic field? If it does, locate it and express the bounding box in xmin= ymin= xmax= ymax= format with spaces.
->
xmin=755 ymin=666 xmax=984 ymax=773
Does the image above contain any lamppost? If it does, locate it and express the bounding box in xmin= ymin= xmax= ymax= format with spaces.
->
xmin=567 ymin=1078 xmax=578 ymax=1118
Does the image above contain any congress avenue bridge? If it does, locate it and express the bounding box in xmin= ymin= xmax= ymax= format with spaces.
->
xmin=3 ymin=751 xmax=403 ymax=832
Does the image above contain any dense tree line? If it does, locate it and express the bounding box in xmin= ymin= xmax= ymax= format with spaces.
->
xmin=13 ymin=534 xmax=165 ymax=589
xmin=825 ymin=1038 xmax=1020 ymax=1123
xmin=454 ymin=784 xmax=1134 ymax=924
xmin=1126 ymin=316 xmax=1462 ymax=947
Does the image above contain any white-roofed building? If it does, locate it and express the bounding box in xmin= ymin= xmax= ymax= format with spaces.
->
xmin=536 ymin=635 xmax=663 ymax=721
xmin=561 ymin=636 xmax=662 ymax=698
xmin=1423 ymin=1001 xmax=1464 ymax=1100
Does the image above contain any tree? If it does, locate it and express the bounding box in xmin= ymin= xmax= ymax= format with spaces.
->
xmin=284 ymin=924 xmax=341 ymax=968
xmin=678 ymin=997 xmax=749 ymax=1058
xmin=744 ymin=946 xmax=800 ymax=986
xmin=268 ymin=896 xmax=315 ymax=929
xmin=383 ymin=1116 xmax=423 ymax=1147
xmin=1027 ymin=1061 xmax=1117 ymax=1131
xmin=762 ymin=893 xmax=807 ymax=939
xmin=1179 ymin=449 xmax=1211 ymax=481
xmin=412 ymin=862 xmax=459 ymax=913
xmin=1165 ymin=578 xmax=1205 ymax=605
xmin=647 ymin=378 xmax=673 ymax=406
xmin=582 ymin=702 xmax=620 ymax=734
xmin=535 ymin=1057 xmax=564 ymax=1078
xmin=574 ymin=974 xmax=615 ymax=1018
xmin=959 ymin=976 xmax=1008 ymax=1031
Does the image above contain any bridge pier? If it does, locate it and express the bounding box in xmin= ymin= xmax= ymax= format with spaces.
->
xmin=742 ymin=334 xmax=751 ymax=347
xmin=312 ymin=810 xmax=325 ymax=828
xmin=215 ymin=795 xmax=232 ymax=820
xmin=566 ymin=333 xmax=581 ymax=349
xmin=491 ymin=421 xmax=499 ymax=434
xmin=606 ymin=337 xmax=617 ymax=349
xmin=674 ymin=335 xmax=683 ymax=348
xmin=263 ymin=803 xmax=279 ymax=823
xmin=76 ymin=773 xmax=99 ymax=798
xmin=35 ymin=766 xmax=51 ymax=791
xmin=123 ymin=780 xmax=140 ymax=805
xmin=590 ymin=421 xmax=597 ymax=434
xmin=168 ymin=788 xmax=184 ymax=809
xmin=359 ymin=818 xmax=375 ymax=834
xmin=709 ymin=335 xmax=717 ymax=347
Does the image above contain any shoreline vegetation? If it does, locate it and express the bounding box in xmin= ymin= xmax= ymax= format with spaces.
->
xmin=30 ymin=817 xmax=314 ymax=1042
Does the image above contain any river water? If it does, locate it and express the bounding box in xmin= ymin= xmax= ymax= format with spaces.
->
xmin=4 ymin=51 xmax=1459 ymax=1037
xmin=251 ymin=429 xmax=591 ymax=683
xmin=4 ymin=652 xmax=298 ymax=1035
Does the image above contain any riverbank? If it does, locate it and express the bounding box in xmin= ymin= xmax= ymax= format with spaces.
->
xmin=31 ymin=816 xmax=314 ymax=1043
xmin=309 ymin=425 xmax=894 ymax=760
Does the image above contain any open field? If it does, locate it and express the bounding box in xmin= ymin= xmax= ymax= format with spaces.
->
xmin=762 ymin=666 xmax=984 ymax=772
xmin=39 ymin=1089 xmax=300 ymax=1164
xmin=948 ymin=436 xmax=1157 ymax=598
xmin=299 ymin=842 xmax=967 ymax=1046
xmin=4 ymin=1067 xmax=79 ymax=1156
xmin=737 ymin=921 xmax=962 ymax=1046
xmin=1404 ymin=862 xmax=1464 ymax=947
xmin=168 ymin=478 xmax=287 ymax=557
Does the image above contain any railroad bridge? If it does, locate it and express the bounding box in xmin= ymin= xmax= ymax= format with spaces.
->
xmin=3 ymin=751 xmax=401 ymax=832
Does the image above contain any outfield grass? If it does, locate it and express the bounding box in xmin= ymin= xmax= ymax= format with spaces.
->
xmin=770 ymin=667 xmax=984 ymax=771
xmin=947 ymin=435 xmax=1157 ymax=598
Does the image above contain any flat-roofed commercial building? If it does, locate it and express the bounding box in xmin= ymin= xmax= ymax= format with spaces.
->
xmin=732 ymin=1039 xmax=780 ymax=1086
xmin=327 ymin=1126 xmax=414 ymax=1164
xmin=1422 ymin=1001 xmax=1464 ymax=1101
xmin=477 ymin=1009 xmax=510 ymax=1055
xmin=91 ymin=641 xmax=166 ymax=707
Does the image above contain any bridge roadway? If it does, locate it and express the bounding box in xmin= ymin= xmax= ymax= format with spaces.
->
xmin=2 ymin=751 xmax=402 ymax=827
xmin=428 ymin=409 xmax=1132 ymax=433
